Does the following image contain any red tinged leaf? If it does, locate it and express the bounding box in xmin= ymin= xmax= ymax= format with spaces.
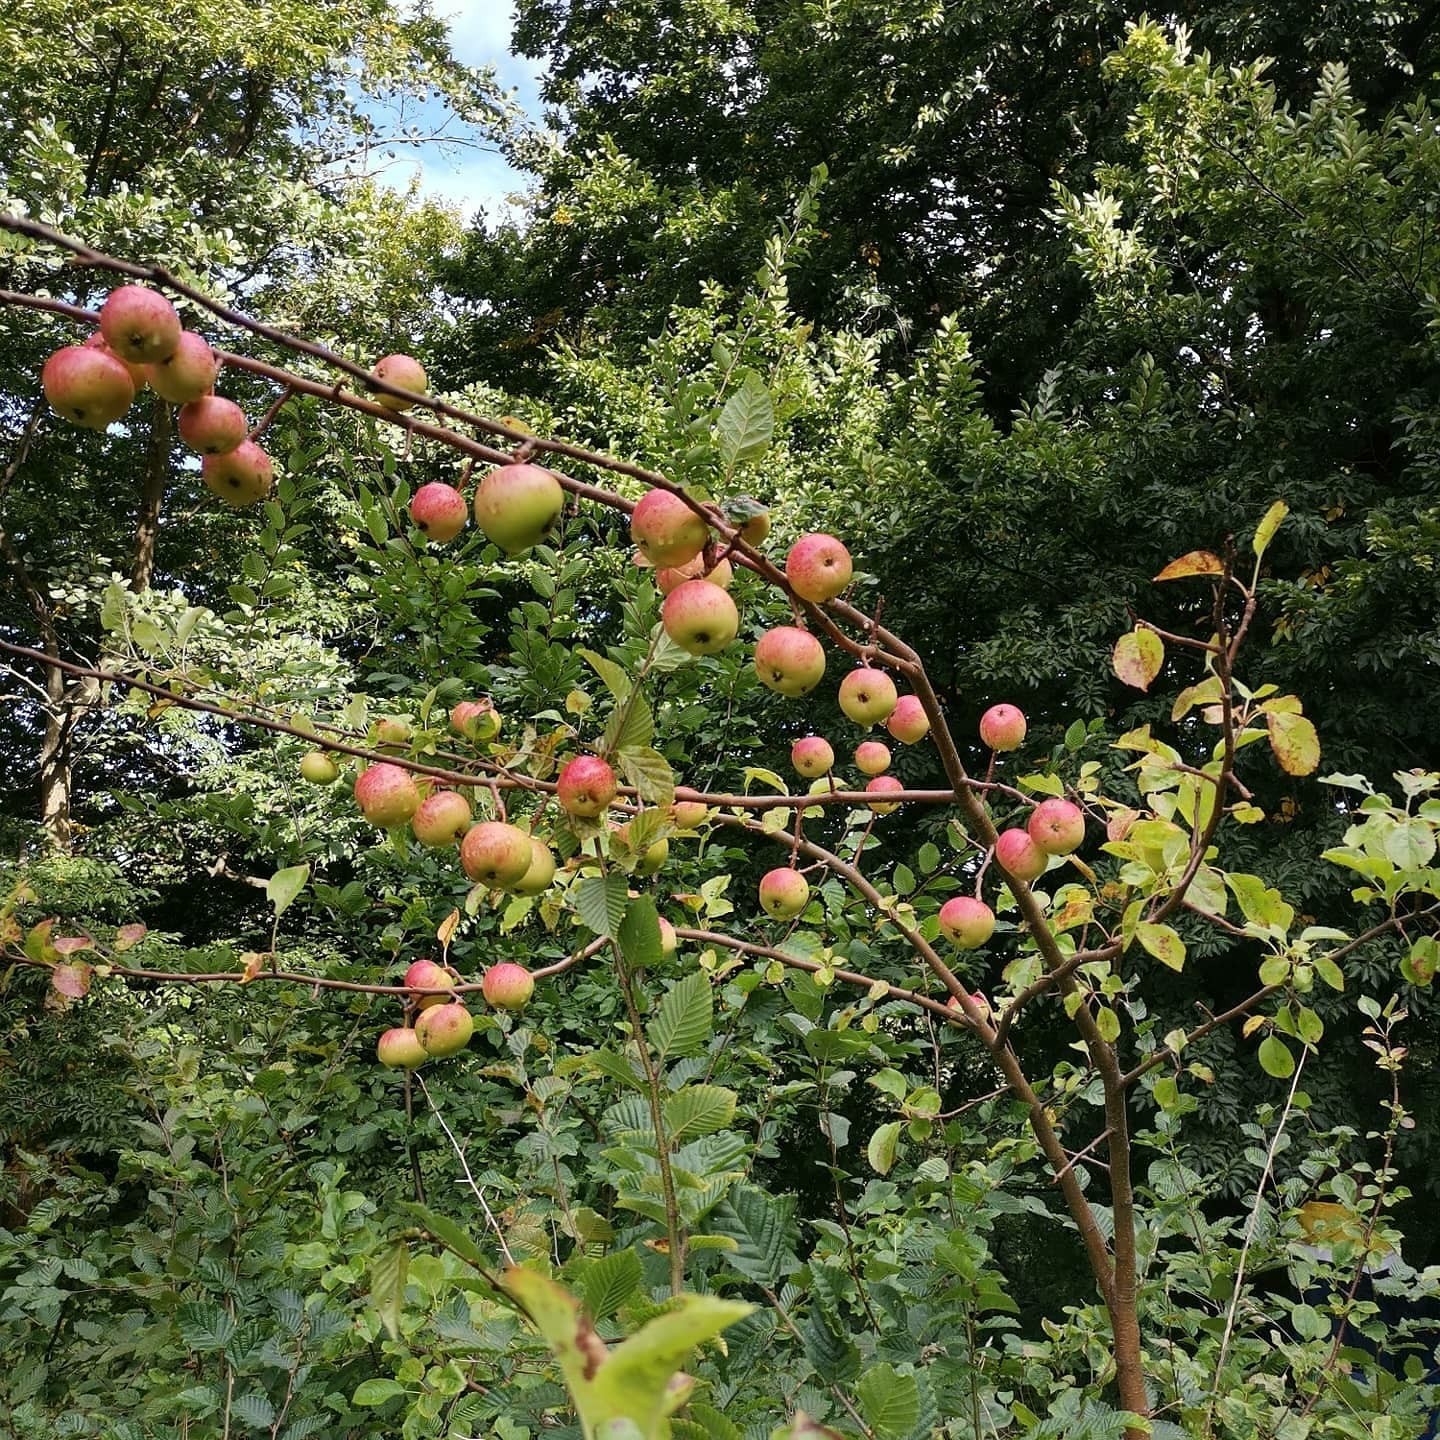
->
xmin=53 ymin=935 xmax=94 ymax=956
xmin=1154 ymin=551 xmax=1224 ymax=581
xmin=1112 ymin=627 xmax=1165 ymax=691
xmin=113 ymin=923 xmax=147 ymax=952
xmin=51 ymin=962 xmax=93 ymax=999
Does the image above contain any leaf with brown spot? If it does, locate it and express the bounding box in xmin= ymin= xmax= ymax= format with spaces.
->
xmin=1112 ymin=627 xmax=1165 ymax=691
xmin=1154 ymin=551 xmax=1224 ymax=581
xmin=1268 ymin=711 xmax=1320 ymax=776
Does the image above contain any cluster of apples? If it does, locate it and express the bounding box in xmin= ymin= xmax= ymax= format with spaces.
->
xmin=375 ymin=956 xmax=539 ymax=1069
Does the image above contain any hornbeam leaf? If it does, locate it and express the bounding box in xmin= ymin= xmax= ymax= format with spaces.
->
xmin=715 ymin=371 xmax=774 ymax=473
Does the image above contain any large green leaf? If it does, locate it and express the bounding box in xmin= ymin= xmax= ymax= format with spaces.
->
xmin=580 ymin=1248 xmax=643 ymax=1321
xmin=369 ymin=1240 xmax=408 ymax=1341
xmin=712 ymin=1185 xmax=798 ymax=1286
xmin=715 ymin=370 xmax=774 ymax=473
xmin=576 ymin=873 xmax=630 ymax=939
xmin=665 ymin=1085 xmax=737 ymax=1142
xmin=619 ymin=896 xmax=664 ymax=971
xmin=857 ymin=1365 xmax=921 ymax=1438
xmin=648 ymin=971 xmax=713 ymax=1061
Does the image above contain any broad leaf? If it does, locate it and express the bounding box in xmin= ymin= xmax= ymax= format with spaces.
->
xmin=619 ymin=896 xmax=664 ymax=970
xmin=713 ymin=1185 xmax=799 ymax=1286
xmin=1136 ymin=922 xmax=1186 ymax=972
xmin=576 ymin=873 xmax=630 ymax=939
xmin=1258 ymin=1035 xmax=1295 ymax=1079
xmin=580 ymin=1248 xmax=643 ymax=1321
xmin=857 ymin=1364 xmax=921 ymax=1438
xmin=1267 ymin=711 xmax=1320 ymax=776
xmin=867 ymin=1120 xmax=902 ymax=1176
xmin=648 ymin=971 xmax=713 ymax=1061
xmin=1252 ymin=499 xmax=1289 ymax=558
xmin=266 ymin=864 xmax=309 ymax=918
xmin=619 ymin=746 xmax=676 ymax=808
xmin=370 ymin=1240 xmax=408 ymax=1341
xmin=1112 ymin=627 xmax=1164 ymax=691
xmin=716 ymin=370 xmax=774 ymax=472
xmin=1154 ymin=550 xmax=1224 ymax=581
xmin=665 ymin=1085 xmax=737 ymax=1142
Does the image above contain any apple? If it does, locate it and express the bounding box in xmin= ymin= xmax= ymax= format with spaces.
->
xmin=557 ymin=755 xmax=617 ymax=818
xmin=41 ymin=345 xmax=134 ymax=428
xmin=865 ymin=775 xmax=904 ymax=813
xmin=886 ymin=695 xmax=930 ymax=745
xmin=410 ymin=482 xmax=468 ymax=543
xmin=354 ymin=763 xmax=420 ymax=827
xmin=1028 ymin=798 xmax=1085 ymax=855
xmin=202 ymin=440 xmax=273 ymax=507
xmin=616 ymin=823 xmax=668 ymax=875
xmin=473 ymin=462 xmax=564 ymax=553
xmin=377 ymin=1026 xmax=427 ymax=1068
xmin=658 ymin=916 xmax=678 ymax=956
xmin=371 ymin=353 xmax=428 ymax=410
xmin=995 ymin=828 xmax=1047 ymax=883
xmin=735 ymin=504 xmax=771 ymax=546
xmin=838 ymin=667 xmax=898 ymax=726
xmin=670 ymin=800 xmax=708 ymax=830
xmin=145 ymin=330 xmax=218 ymax=404
xmin=791 ymin=736 xmax=835 ymax=778
xmin=662 ymin=578 xmax=739 ymax=655
xmin=405 ymin=958 xmax=453 ymax=1009
xmin=754 ymin=626 xmax=825 ymax=696
xmin=415 ymin=1001 xmax=474 ymax=1057
xmin=854 ymin=741 xmax=891 ymax=776
xmin=83 ymin=331 xmax=147 ymax=388
xmin=630 ymin=488 xmax=708 ymax=567
xmin=980 ymin=704 xmax=1027 ymax=752
xmin=938 ymin=897 xmax=995 ymax=950
xmin=786 ymin=533 xmax=853 ymax=603
xmin=376 ymin=717 xmax=413 ymax=747
xmin=947 ymin=992 xmax=992 ymax=1020
xmin=512 ymin=836 xmax=557 ymax=895
xmin=178 ymin=395 xmax=247 ymax=454
xmin=656 ymin=555 xmax=734 ymax=594
xmin=759 ymin=867 xmax=810 ymax=919
xmin=451 ymin=699 xmax=502 ymax=742
xmin=412 ymin=790 xmax=472 ymax=847
xmin=99 ymin=285 xmax=181 ymax=363
xmin=460 ymin=821 xmax=534 ymax=888
xmin=482 ymin=962 xmax=534 ymax=1011
xmin=299 ymin=751 xmax=338 ymax=784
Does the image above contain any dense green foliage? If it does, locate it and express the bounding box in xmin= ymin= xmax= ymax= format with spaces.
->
xmin=1 ymin=3 xmax=1439 ymax=1439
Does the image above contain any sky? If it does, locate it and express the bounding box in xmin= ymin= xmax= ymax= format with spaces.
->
xmin=372 ymin=2 xmax=548 ymax=221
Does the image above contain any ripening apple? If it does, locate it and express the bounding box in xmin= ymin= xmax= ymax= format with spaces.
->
xmin=838 ymin=667 xmax=898 ymax=726
xmin=557 ymin=755 xmax=617 ymax=818
xmin=865 ymin=775 xmax=904 ymax=813
xmin=662 ymin=578 xmax=739 ymax=655
xmin=460 ymin=821 xmax=534 ymax=888
xmin=371 ymin=353 xmax=428 ymax=410
xmin=754 ymin=625 xmax=826 ymax=697
xmin=202 ymin=440 xmax=273 ymax=507
xmin=1028 ymin=798 xmax=1086 ymax=855
xmin=947 ymin=992 xmax=992 ymax=1021
xmin=99 ymin=285 xmax=182 ymax=364
xmin=759 ymin=867 xmax=810 ymax=919
xmin=735 ymin=503 xmax=771 ymax=546
xmin=616 ymin=823 xmax=668 ymax=875
xmin=377 ymin=1026 xmax=428 ymax=1069
xmin=658 ymin=916 xmax=678 ymax=956
xmin=41 ymin=345 xmax=135 ymax=428
xmin=630 ymin=488 xmax=708 ymax=567
xmin=415 ymin=1001 xmax=474 ymax=1057
xmin=854 ymin=741 xmax=891 ymax=776
xmin=376 ymin=717 xmax=413 ymax=748
xmin=786 ymin=533 xmax=853 ymax=603
xmin=886 ymin=695 xmax=930 ymax=745
xmin=473 ymin=462 xmax=564 ymax=553
xmin=979 ymin=704 xmax=1027 ymax=752
xmin=482 ymin=962 xmax=534 ymax=1011
xmin=405 ymin=958 xmax=453 ymax=1009
xmin=145 ymin=331 xmax=218 ymax=404
xmin=451 ymin=699 xmax=502 ymax=742
xmin=791 ymin=735 xmax=835 ymax=778
xmin=512 ymin=836 xmax=557 ymax=895
xmin=670 ymin=800 xmax=708 ymax=831
xmin=354 ymin=762 xmax=420 ymax=827
xmin=410 ymin=482 xmax=468 ymax=543
xmin=83 ymin=331 xmax=147 ymax=388
xmin=178 ymin=395 xmax=247 ymax=455
xmin=995 ymin=828 xmax=1047 ymax=883
xmin=656 ymin=555 xmax=734 ymax=594
xmin=412 ymin=790 xmax=472 ymax=847
xmin=938 ymin=896 xmax=995 ymax=950
xmin=299 ymin=751 xmax=338 ymax=784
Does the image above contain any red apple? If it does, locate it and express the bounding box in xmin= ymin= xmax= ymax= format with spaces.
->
xmin=377 ymin=1026 xmax=428 ymax=1068
xmin=482 ymin=962 xmax=534 ymax=1010
xmin=854 ymin=741 xmax=891 ymax=776
xmin=405 ymin=959 xmax=453 ymax=1009
xmin=791 ymin=736 xmax=835 ymax=778
xmin=759 ymin=867 xmax=810 ymax=919
xmin=99 ymin=285 xmax=181 ymax=364
xmin=412 ymin=790 xmax=472 ymax=847
xmin=450 ymin=699 xmax=502 ymax=742
xmin=83 ymin=331 xmax=146 ymax=388
xmin=630 ymin=488 xmax=708 ymax=567
xmin=754 ymin=626 xmax=825 ymax=697
xmin=1027 ymin=798 xmax=1085 ymax=855
xmin=372 ymin=353 xmax=428 ymax=411
xmin=415 ymin=1001 xmax=474 ymax=1057
xmin=145 ymin=330 xmax=218 ymax=404
xmin=656 ymin=555 xmax=734 ymax=594
xmin=838 ymin=667 xmax=898 ymax=726
xmin=995 ymin=828 xmax=1047 ymax=883
xmin=178 ymin=395 xmax=247 ymax=454
xmin=662 ymin=578 xmax=739 ymax=655
xmin=410 ymin=482 xmax=468 ymax=543
xmin=938 ymin=897 xmax=995 ymax=950
xmin=865 ymin=775 xmax=904 ymax=813
xmin=670 ymin=801 xmax=708 ymax=830
xmin=786 ymin=533 xmax=852 ymax=603
xmin=460 ymin=821 xmax=534 ymax=888
xmin=41 ymin=344 xmax=134 ymax=428
xmin=658 ymin=916 xmax=678 ymax=956
xmin=557 ymin=755 xmax=617 ymax=818
xmin=886 ymin=695 xmax=930 ymax=745
xmin=202 ymin=440 xmax=273 ymax=507
xmin=354 ymin=763 xmax=420 ymax=827
xmin=980 ymin=704 xmax=1027 ymax=752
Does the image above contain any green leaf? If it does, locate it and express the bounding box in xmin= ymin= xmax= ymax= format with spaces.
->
xmin=618 ymin=746 xmax=676 ymax=808
xmin=648 ymin=971 xmax=713 ymax=1061
xmin=857 ymin=1364 xmax=921 ymax=1438
xmin=177 ymin=1302 xmax=236 ymax=1352
xmin=1252 ymin=499 xmax=1289 ymax=558
xmin=398 ymin=1202 xmax=488 ymax=1270
xmin=576 ymin=873 xmax=630 ymax=939
xmin=266 ymin=864 xmax=309 ymax=918
xmin=1136 ymin=922 xmax=1186 ymax=972
xmin=618 ymin=896 xmax=664 ymax=970
xmin=579 ymin=648 xmax=633 ymax=701
xmin=1258 ymin=1035 xmax=1295 ymax=1079
xmin=712 ymin=1185 xmax=798 ymax=1286
xmin=715 ymin=370 xmax=774 ymax=472
xmin=1096 ymin=1007 xmax=1121 ymax=1043
xmin=604 ymin=694 xmax=655 ymax=755
xmin=1313 ymin=955 xmax=1345 ymax=991
xmin=867 ymin=1120 xmax=902 ymax=1176
xmin=1226 ymin=874 xmax=1294 ymax=936
xmin=665 ymin=1085 xmax=737 ymax=1141
xmin=370 ymin=1240 xmax=408 ymax=1341
xmin=1112 ymin=627 xmax=1164 ymax=691
xmin=1383 ymin=819 xmax=1436 ymax=870
xmin=231 ymin=1393 xmax=277 ymax=1428
xmin=352 ymin=1379 xmax=406 ymax=1408
xmin=1267 ymin=711 xmax=1320 ymax=777
xmin=580 ymin=1249 xmax=642 ymax=1321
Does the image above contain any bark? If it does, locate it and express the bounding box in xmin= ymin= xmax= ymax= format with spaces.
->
xmin=131 ymin=396 xmax=170 ymax=592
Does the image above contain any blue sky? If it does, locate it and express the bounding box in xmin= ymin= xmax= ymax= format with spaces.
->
xmin=374 ymin=2 xmax=548 ymax=220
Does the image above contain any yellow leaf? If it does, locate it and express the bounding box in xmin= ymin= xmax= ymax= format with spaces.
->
xmin=1267 ymin=712 xmax=1320 ymax=777
xmin=1154 ymin=550 xmax=1224 ymax=581
xmin=1112 ymin=627 xmax=1165 ymax=692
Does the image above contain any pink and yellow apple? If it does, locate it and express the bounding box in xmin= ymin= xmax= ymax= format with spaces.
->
xmin=759 ymin=867 xmax=810 ymax=919
xmin=754 ymin=626 xmax=825 ymax=697
xmin=473 ymin=463 xmax=564 ymax=553
xmin=938 ymin=897 xmax=995 ymax=950
xmin=354 ymin=763 xmax=420 ymax=827
xmin=838 ymin=667 xmax=898 ymax=726
xmin=410 ymin=482 xmax=468 ymax=543
xmin=631 ymin=488 xmax=709 ymax=567
xmin=662 ymin=578 xmax=739 ymax=655
xmin=786 ymin=533 xmax=852 ymax=603
xmin=557 ymin=755 xmax=617 ymax=818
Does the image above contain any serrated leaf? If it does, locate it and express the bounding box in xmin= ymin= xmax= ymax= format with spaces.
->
xmin=580 ymin=1248 xmax=642 ymax=1321
xmin=618 ymin=896 xmax=664 ymax=971
xmin=1136 ymin=922 xmax=1186 ymax=972
xmin=857 ymin=1364 xmax=921 ymax=1438
xmin=230 ymin=1392 xmax=277 ymax=1428
xmin=1154 ymin=550 xmax=1225 ymax=581
xmin=177 ymin=1302 xmax=236 ymax=1352
xmin=576 ymin=873 xmax=630 ymax=939
xmin=1258 ymin=1035 xmax=1295 ymax=1078
xmin=603 ymin=693 xmax=655 ymax=755
xmin=619 ymin=746 xmax=676 ymax=808
xmin=867 ymin=1120 xmax=902 ymax=1176
xmin=648 ymin=971 xmax=713 ymax=1061
xmin=1112 ymin=627 xmax=1164 ymax=691
xmin=579 ymin=648 xmax=633 ymax=701
xmin=712 ymin=1185 xmax=798 ymax=1285
xmin=665 ymin=1085 xmax=737 ymax=1141
xmin=1267 ymin=711 xmax=1320 ymax=777
xmin=398 ymin=1202 xmax=489 ymax=1271
xmin=352 ymin=1378 xmax=406 ymax=1407
xmin=1253 ymin=500 xmax=1289 ymax=558
xmin=716 ymin=371 xmax=774 ymax=472
xmin=266 ymin=864 xmax=309 ymax=919
xmin=370 ymin=1240 xmax=408 ymax=1341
